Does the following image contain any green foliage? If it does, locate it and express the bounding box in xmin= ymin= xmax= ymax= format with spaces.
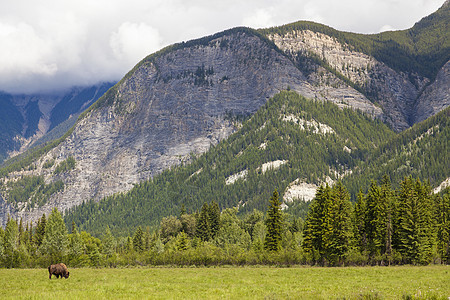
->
xmin=67 ymin=225 xmax=85 ymax=266
xmin=302 ymin=185 xmax=331 ymax=263
xmin=2 ymin=179 xmax=450 ymax=268
xmin=42 ymin=159 xmax=55 ymax=169
xmin=132 ymin=226 xmax=144 ymax=252
xmin=1 ymin=216 xmax=20 ymax=268
xmin=209 ymin=201 xmax=220 ymax=239
xmin=53 ymin=156 xmax=76 ymax=175
xmin=196 ymin=203 xmax=211 ymax=242
xmin=264 ymin=190 xmax=282 ymax=252
xmin=102 ymin=227 xmax=116 ymax=256
xmin=5 ymin=176 xmax=64 ymax=208
xmin=33 ymin=214 xmax=46 ymax=248
xmin=40 ymin=208 xmax=69 ymax=264
xmin=303 ymin=183 xmax=353 ymax=265
xmin=323 ymin=182 xmax=353 ymax=265
xmin=435 ymin=192 xmax=450 ymax=263
xmin=344 ymin=107 xmax=450 ymax=197
xmin=396 ymin=177 xmax=435 ymax=264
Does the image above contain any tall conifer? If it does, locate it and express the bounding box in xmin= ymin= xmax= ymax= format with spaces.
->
xmin=264 ymin=190 xmax=282 ymax=252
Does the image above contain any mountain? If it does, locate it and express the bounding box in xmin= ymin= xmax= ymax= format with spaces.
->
xmin=65 ymin=90 xmax=396 ymax=235
xmin=64 ymin=91 xmax=449 ymax=236
xmin=0 ymin=3 xmax=448 ymax=227
xmin=0 ymin=82 xmax=114 ymax=164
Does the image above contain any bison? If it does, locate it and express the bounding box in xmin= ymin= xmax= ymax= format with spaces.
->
xmin=48 ymin=263 xmax=70 ymax=279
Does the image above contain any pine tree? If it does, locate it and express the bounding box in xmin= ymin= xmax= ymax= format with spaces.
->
xmin=264 ymin=190 xmax=282 ymax=252
xmin=354 ymin=189 xmax=367 ymax=254
xmin=196 ymin=202 xmax=211 ymax=242
xmin=40 ymin=208 xmax=69 ymax=263
xmin=68 ymin=224 xmax=85 ymax=266
xmin=2 ymin=216 xmax=19 ymax=268
xmin=397 ymin=177 xmax=434 ymax=264
xmin=365 ymin=180 xmax=385 ymax=258
xmin=102 ymin=226 xmax=116 ymax=258
xmin=209 ymin=200 xmax=220 ymax=239
xmin=0 ymin=226 xmax=4 ymax=263
xmin=133 ymin=226 xmax=144 ymax=252
xmin=34 ymin=214 xmax=46 ymax=247
xmin=436 ymin=192 xmax=450 ymax=263
xmin=176 ymin=231 xmax=189 ymax=251
xmin=18 ymin=218 xmax=24 ymax=246
xmin=323 ymin=181 xmax=353 ymax=265
xmin=303 ymin=185 xmax=332 ymax=264
xmin=380 ymin=174 xmax=394 ymax=263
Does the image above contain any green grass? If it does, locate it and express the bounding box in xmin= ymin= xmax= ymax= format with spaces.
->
xmin=0 ymin=266 xmax=449 ymax=299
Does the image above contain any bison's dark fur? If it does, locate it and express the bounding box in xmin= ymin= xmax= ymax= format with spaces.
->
xmin=48 ymin=263 xmax=69 ymax=279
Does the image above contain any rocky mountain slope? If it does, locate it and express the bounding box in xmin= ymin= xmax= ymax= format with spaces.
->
xmin=0 ymin=3 xmax=448 ymax=226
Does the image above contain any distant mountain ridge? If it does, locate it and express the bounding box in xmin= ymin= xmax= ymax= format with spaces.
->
xmin=0 ymin=3 xmax=448 ymax=227
xmin=0 ymin=82 xmax=114 ymax=164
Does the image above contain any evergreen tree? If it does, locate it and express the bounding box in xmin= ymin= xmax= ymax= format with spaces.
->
xmin=264 ymin=190 xmax=282 ymax=251
xmin=380 ymin=174 xmax=394 ymax=262
xmin=176 ymin=231 xmax=189 ymax=251
xmin=323 ymin=181 xmax=353 ymax=265
xmin=365 ymin=180 xmax=385 ymax=258
xmin=180 ymin=204 xmax=187 ymax=218
xmin=68 ymin=225 xmax=85 ymax=266
xmin=34 ymin=214 xmax=46 ymax=247
xmin=303 ymin=185 xmax=332 ymax=264
xmin=354 ymin=189 xmax=367 ymax=254
xmin=0 ymin=227 xmax=4 ymax=264
xmin=436 ymin=192 xmax=450 ymax=263
xmin=196 ymin=203 xmax=211 ymax=242
xmin=397 ymin=177 xmax=434 ymax=264
xmin=102 ymin=226 xmax=116 ymax=258
xmin=89 ymin=244 xmax=101 ymax=267
xmin=40 ymin=208 xmax=69 ymax=263
xmin=2 ymin=216 xmax=19 ymax=268
xmin=132 ymin=226 xmax=144 ymax=252
xmin=18 ymin=218 xmax=24 ymax=245
xmin=209 ymin=200 xmax=220 ymax=239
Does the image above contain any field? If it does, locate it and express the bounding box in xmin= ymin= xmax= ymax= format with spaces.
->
xmin=1 ymin=266 xmax=449 ymax=299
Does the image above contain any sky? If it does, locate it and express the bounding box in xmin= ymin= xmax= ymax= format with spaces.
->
xmin=0 ymin=0 xmax=445 ymax=94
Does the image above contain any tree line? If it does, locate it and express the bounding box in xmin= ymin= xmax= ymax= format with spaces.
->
xmin=1 ymin=176 xmax=448 ymax=268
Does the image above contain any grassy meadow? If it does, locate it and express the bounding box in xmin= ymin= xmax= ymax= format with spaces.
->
xmin=1 ymin=265 xmax=449 ymax=299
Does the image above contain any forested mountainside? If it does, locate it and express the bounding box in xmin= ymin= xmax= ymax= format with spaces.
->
xmin=0 ymin=3 xmax=448 ymax=227
xmin=343 ymin=107 xmax=449 ymax=197
xmin=0 ymin=82 xmax=114 ymax=164
xmin=63 ymin=90 xmax=420 ymax=237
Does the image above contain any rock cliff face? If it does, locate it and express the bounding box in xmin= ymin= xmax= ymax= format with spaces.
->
xmin=414 ymin=60 xmax=450 ymax=124
xmin=267 ymin=30 xmax=443 ymax=131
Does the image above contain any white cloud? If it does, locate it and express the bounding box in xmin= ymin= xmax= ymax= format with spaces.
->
xmin=110 ymin=22 xmax=162 ymax=68
xmin=0 ymin=0 xmax=445 ymax=93
xmin=243 ymin=8 xmax=277 ymax=29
